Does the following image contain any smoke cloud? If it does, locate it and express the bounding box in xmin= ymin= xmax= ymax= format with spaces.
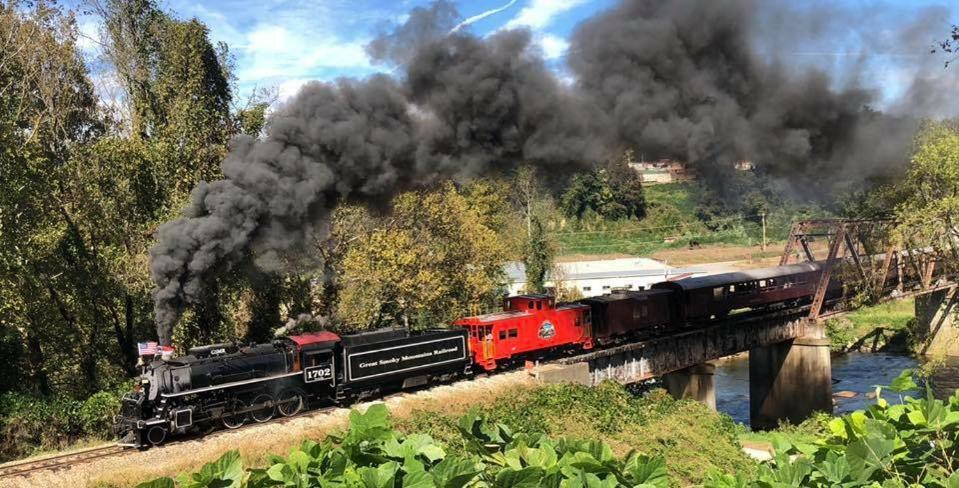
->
xmin=151 ymin=0 xmax=955 ymax=343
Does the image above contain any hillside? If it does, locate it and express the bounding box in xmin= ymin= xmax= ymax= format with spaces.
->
xmin=551 ymin=182 xmax=806 ymax=258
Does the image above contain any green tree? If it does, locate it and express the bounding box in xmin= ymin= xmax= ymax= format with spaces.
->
xmin=523 ymin=217 xmax=553 ymax=294
xmin=560 ymin=151 xmax=647 ymax=220
xmin=0 ymin=1 xmax=109 ymax=395
xmin=336 ymin=184 xmax=509 ymax=330
xmin=890 ymin=121 xmax=959 ymax=262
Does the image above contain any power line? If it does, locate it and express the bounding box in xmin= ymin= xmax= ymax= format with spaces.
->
xmin=549 ymin=213 xmax=786 ymax=237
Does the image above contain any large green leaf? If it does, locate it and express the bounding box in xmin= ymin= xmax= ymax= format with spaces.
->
xmin=177 ymin=450 xmax=246 ymax=488
xmin=135 ymin=478 xmax=175 ymax=488
xmin=493 ymin=466 xmax=545 ymax=487
xmin=887 ymin=370 xmax=919 ymax=394
xmin=430 ymin=457 xmax=480 ymax=488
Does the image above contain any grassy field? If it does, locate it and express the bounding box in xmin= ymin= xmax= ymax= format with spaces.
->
xmin=551 ymin=182 xmax=795 ymax=257
xmin=825 ymin=298 xmax=916 ymax=352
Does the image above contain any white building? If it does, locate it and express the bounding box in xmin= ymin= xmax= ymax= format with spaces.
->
xmin=504 ymin=257 xmax=707 ymax=298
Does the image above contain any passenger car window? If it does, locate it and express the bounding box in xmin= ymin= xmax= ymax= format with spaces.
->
xmin=713 ymin=287 xmax=724 ymax=300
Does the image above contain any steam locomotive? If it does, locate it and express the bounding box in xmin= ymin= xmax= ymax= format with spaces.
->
xmin=115 ymin=261 xmax=842 ymax=447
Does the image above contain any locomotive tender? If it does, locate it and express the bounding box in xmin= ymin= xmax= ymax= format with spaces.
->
xmin=116 ymin=261 xmax=840 ymax=447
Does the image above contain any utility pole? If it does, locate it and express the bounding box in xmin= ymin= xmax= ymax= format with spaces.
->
xmin=760 ymin=212 xmax=767 ymax=252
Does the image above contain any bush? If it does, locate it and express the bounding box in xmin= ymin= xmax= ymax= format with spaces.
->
xmin=0 ymin=387 xmax=125 ymax=461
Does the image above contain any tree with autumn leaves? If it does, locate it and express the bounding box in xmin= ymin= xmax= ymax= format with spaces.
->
xmin=335 ymin=183 xmax=510 ymax=330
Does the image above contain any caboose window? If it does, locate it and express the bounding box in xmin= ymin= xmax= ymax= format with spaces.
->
xmin=499 ymin=330 xmax=507 ymax=340
xmin=508 ymin=329 xmax=518 ymax=338
xmin=536 ymin=301 xmax=542 ymax=310
xmin=528 ymin=302 xmax=534 ymax=309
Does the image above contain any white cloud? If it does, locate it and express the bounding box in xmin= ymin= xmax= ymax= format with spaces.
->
xmin=503 ymin=0 xmax=588 ymax=30
xmin=76 ymin=18 xmax=102 ymax=53
xmin=537 ymin=33 xmax=569 ymax=59
xmin=238 ymin=24 xmax=372 ymax=85
xmin=277 ymin=78 xmax=313 ymax=101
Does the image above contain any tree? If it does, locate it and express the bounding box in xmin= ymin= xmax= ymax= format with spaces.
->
xmin=336 ymin=184 xmax=509 ymax=330
xmin=523 ymin=217 xmax=553 ymax=294
xmin=560 ymin=150 xmax=647 ymax=220
xmin=0 ymin=1 xmax=109 ymax=395
xmin=890 ymin=121 xmax=959 ymax=262
xmin=936 ymin=24 xmax=959 ymax=67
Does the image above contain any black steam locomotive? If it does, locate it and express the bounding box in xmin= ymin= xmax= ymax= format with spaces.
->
xmin=115 ymin=328 xmax=469 ymax=447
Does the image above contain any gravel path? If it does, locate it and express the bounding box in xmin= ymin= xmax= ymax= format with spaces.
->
xmin=6 ymin=371 xmax=533 ymax=488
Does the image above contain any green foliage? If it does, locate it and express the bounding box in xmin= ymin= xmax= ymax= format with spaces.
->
xmin=139 ymin=402 xmax=671 ymax=488
xmin=887 ymin=121 xmax=959 ymax=275
xmin=0 ymin=387 xmax=125 ymax=461
xmin=397 ymin=383 xmax=754 ymax=485
xmin=705 ymin=370 xmax=959 ymax=488
xmin=824 ymin=299 xmax=917 ymax=353
xmin=560 ymin=152 xmax=647 ymax=221
xmin=336 ymin=184 xmax=509 ymax=330
xmin=523 ymin=217 xmax=553 ymax=294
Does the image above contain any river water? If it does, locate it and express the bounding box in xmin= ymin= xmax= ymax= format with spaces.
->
xmin=714 ymin=352 xmax=920 ymax=425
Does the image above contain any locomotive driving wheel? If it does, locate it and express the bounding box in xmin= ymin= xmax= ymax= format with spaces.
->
xmin=276 ymin=389 xmax=304 ymax=417
xmin=221 ymin=398 xmax=247 ymax=429
xmin=250 ymin=393 xmax=275 ymax=423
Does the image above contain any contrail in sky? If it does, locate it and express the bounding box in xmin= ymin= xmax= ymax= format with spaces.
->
xmin=450 ymin=0 xmax=517 ymax=32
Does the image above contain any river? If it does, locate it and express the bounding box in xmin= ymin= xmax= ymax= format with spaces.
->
xmin=714 ymin=352 xmax=920 ymax=425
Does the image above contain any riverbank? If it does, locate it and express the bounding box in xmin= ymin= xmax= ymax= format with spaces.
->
xmin=825 ymin=298 xmax=917 ymax=353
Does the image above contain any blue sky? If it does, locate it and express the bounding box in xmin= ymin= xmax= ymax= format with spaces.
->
xmin=75 ymin=0 xmax=958 ymax=111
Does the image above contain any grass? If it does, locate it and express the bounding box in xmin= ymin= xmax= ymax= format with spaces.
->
xmin=825 ymin=298 xmax=916 ymax=352
xmin=551 ymin=182 xmax=795 ymax=257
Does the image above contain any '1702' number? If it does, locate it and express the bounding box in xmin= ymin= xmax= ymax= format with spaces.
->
xmin=304 ymin=364 xmax=333 ymax=383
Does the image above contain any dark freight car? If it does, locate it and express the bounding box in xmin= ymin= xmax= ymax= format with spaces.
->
xmin=581 ymin=289 xmax=673 ymax=344
xmin=336 ymin=328 xmax=470 ymax=400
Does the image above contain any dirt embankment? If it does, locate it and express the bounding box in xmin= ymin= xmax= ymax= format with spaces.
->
xmin=6 ymin=372 xmax=534 ymax=488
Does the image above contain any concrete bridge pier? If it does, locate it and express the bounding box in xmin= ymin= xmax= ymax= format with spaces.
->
xmin=749 ymin=322 xmax=832 ymax=430
xmin=663 ymin=362 xmax=716 ymax=410
xmin=916 ymin=286 xmax=959 ymax=358
xmin=915 ymin=286 xmax=959 ymax=399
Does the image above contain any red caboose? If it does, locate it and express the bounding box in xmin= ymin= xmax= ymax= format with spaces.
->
xmin=452 ymin=294 xmax=593 ymax=371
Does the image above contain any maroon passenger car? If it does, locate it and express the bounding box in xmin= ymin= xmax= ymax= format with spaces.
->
xmin=651 ymin=262 xmax=838 ymax=322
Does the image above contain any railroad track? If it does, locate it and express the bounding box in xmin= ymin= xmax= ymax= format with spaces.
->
xmin=0 ymin=405 xmax=343 ymax=479
xmin=0 ymin=444 xmax=127 ymax=479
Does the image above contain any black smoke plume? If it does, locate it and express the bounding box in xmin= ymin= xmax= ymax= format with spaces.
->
xmin=567 ymin=0 xmax=953 ymax=196
xmin=150 ymin=1 xmax=598 ymax=343
xmin=151 ymin=0 xmax=954 ymax=343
